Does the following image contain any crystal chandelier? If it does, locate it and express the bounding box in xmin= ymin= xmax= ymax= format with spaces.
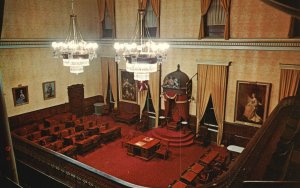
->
xmin=114 ymin=1 xmax=169 ymax=81
xmin=52 ymin=0 xmax=98 ymax=74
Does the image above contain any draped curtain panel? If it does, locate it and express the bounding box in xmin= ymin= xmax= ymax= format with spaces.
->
xmin=105 ymin=0 xmax=116 ymax=38
xmin=138 ymin=90 xmax=148 ymax=119
xmin=150 ymin=0 xmax=160 ymax=37
xmin=199 ymin=0 xmax=212 ymax=39
xmin=163 ymin=96 xmax=170 ymax=117
xmin=0 ymin=0 xmax=4 ymax=38
xmin=141 ymin=0 xmax=148 ymax=9
xmin=288 ymin=17 xmax=295 ymax=38
xmin=279 ymin=68 xmax=300 ymax=101
xmin=196 ymin=64 xmax=229 ymax=146
xmin=210 ymin=65 xmax=228 ymax=145
xmin=108 ymin=58 xmax=118 ymax=109
xmin=149 ymin=71 xmax=160 ymax=127
xmin=101 ymin=57 xmax=109 ymax=104
xmin=220 ymin=0 xmax=230 ymax=40
xmin=196 ymin=65 xmax=211 ymax=134
xmin=97 ymin=0 xmax=105 ymax=38
xmin=207 ymin=0 xmax=225 ymax=25
xmin=163 ymin=91 xmax=177 ymax=119
xmin=175 ymin=95 xmax=189 ymax=121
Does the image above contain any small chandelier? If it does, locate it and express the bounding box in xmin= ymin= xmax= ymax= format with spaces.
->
xmin=52 ymin=0 xmax=98 ymax=74
xmin=114 ymin=1 xmax=169 ymax=81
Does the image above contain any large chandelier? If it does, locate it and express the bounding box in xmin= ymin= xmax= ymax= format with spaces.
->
xmin=114 ymin=1 xmax=169 ymax=81
xmin=52 ymin=0 xmax=98 ymax=74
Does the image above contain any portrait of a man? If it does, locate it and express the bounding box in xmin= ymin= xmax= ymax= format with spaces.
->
xmin=234 ymin=81 xmax=271 ymax=126
xmin=43 ymin=81 xmax=56 ymax=100
xmin=12 ymin=86 xmax=29 ymax=106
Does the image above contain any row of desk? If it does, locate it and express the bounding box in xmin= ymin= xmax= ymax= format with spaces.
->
xmin=170 ymin=150 xmax=220 ymax=187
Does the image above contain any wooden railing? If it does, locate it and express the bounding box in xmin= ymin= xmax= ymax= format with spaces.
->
xmin=202 ymin=96 xmax=300 ymax=187
xmin=12 ymin=135 xmax=146 ymax=188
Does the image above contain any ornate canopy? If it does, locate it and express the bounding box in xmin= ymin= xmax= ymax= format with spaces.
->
xmin=162 ymin=64 xmax=191 ymax=96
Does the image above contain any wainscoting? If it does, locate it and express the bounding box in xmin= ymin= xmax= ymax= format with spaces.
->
xmin=9 ymin=95 xmax=103 ymax=130
xmin=223 ymin=121 xmax=259 ymax=147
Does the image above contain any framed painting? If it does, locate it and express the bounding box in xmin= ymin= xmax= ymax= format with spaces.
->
xmin=234 ymin=81 xmax=271 ymax=126
xmin=119 ymin=70 xmax=137 ymax=103
xmin=12 ymin=85 xmax=29 ymax=106
xmin=43 ymin=81 xmax=56 ymax=100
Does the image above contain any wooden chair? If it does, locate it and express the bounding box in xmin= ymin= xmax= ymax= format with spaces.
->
xmin=135 ymin=113 xmax=149 ymax=131
xmin=102 ymin=104 xmax=110 ymax=115
xmin=156 ymin=140 xmax=169 ymax=160
xmin=121 ymin=132 xmax=135 ymax=148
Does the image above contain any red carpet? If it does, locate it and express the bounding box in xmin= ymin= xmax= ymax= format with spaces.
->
xmin=77 ymin=116 xmax=227 ymax=188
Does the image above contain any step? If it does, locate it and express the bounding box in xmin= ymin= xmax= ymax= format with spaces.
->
xmin=148 ymin=128 xmax=195 ymax=147
xmin=152 ymin=128 xmax=193 ymax=139
xmin=169 ymin=140 xmax=194 ymax=147
xmin=151 ymin=131 xmax=194 ymax=143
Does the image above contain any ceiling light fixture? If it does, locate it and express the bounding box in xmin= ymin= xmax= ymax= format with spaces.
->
xmin=52 ymin=0 xmax=98 ymax=74
xmin=114 ymin=0 xmax=169 ymax=81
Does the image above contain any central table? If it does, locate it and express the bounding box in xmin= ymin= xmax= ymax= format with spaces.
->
xmin=126 ymin=135 xmax=160 ymax=160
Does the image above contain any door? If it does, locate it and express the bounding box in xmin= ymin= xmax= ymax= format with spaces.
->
xmin=68 ymin=84 xmax=84 ymax=117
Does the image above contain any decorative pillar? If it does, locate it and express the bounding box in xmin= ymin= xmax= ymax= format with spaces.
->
xmin=0 ymin=73 xmax=19 ymax=184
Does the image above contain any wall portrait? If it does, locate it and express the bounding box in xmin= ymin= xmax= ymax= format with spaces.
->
xmin=12 ymin=86 xmax=29 ymax=106
xmin=119 ymin=70 xmax=137 ymax=103
xmin=43 ymin=81 xmax=56 ymax=100
xmin=234 ymin=81 xmax=271 ymax=126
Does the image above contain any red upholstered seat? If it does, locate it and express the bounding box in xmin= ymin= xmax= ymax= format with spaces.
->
xmin=113 ymin=101 xmax=139 ymax=124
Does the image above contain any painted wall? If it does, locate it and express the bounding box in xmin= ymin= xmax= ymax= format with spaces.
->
xmin=0 ymin=0 xmax=102 ymax=117
xmin=0 ymin=48 xmax=102 ymax=117
xmin=230 ymin=0 xmax=291 ymax=38
xmin=163 ymin=49 xmax=300 ymax=123
xmin=114 ymin=0 xmax=298 ymax=124
xmin=115 ymin=0 xmax=292 ymax=39
xmin=0 ymin=0 xmax=298 ymax=121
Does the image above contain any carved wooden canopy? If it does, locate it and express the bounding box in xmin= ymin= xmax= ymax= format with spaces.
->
xmin=162 ymin=64 xmax=191 ymax=96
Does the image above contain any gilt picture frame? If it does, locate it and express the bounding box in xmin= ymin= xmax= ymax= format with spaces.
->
xmin=43 ymin=81 xmax=56 ymax=100
xmin=12 ymin=86 xmax=29 ymax=106
xmin=234 ymin=81 xmax=271 ymax=127
xmin=119 ymin=70 xmax=137 ymax=103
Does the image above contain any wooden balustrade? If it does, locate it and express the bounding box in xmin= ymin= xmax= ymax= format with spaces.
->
xmin=12 ymin=134 xmax=146 ymax=188
xmin=201 ymin=96 xmax=300 ymax=187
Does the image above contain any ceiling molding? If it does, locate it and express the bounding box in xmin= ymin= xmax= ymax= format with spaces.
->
xmin=1 ymin=38 xmax=300 ymax=51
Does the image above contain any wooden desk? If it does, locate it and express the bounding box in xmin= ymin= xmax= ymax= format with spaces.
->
xmin=199 ymin=150 xmax=219 ymax=165
xmin=170 ymin=180 xmax=188 ymax=188
xmin=180 ymin=170 xmax=198 ymax=184
xmin=190 ymin=163 xmax=205 ymax=174
xmin=126 ymin=135 xmax=160 ymax=160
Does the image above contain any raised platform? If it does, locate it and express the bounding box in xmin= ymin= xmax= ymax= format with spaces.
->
xmin=149 ymin=128 xmax=194 ymax=147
